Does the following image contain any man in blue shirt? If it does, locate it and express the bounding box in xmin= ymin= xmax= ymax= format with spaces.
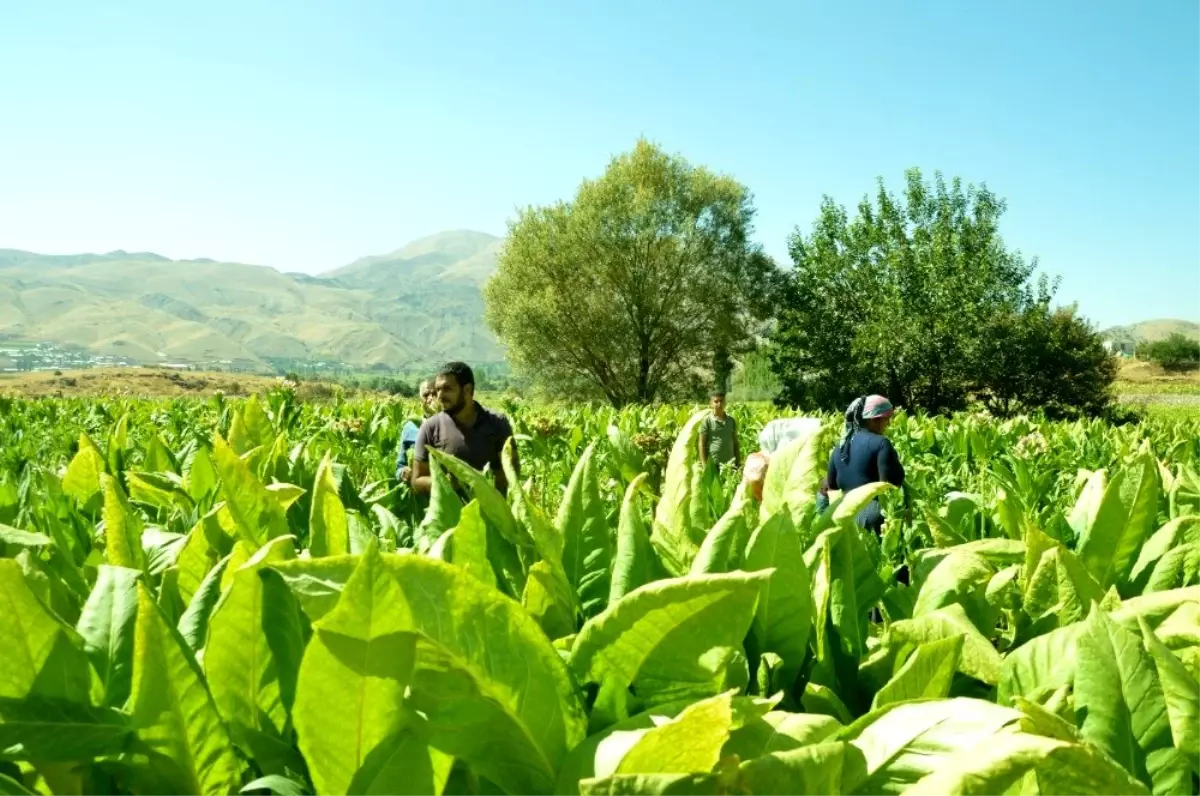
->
xmin=396 ymin=378 xmax=438 ymax=483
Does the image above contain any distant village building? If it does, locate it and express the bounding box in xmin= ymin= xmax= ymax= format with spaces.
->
xmin=1102 ymin=339 xmax=1136 ymax=357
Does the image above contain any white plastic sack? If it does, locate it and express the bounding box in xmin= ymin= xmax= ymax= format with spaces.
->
xmin=757 ymin=417 xmax=823 ymax=455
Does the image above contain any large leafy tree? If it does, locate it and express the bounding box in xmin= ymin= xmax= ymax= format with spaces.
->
xmin=770 ymin=168 xmax=1046 ymax=414
xmin=485 ymin=140 xmax=780 ymax=406
xmin=977 ymin=303 xmax=1117 ymax=419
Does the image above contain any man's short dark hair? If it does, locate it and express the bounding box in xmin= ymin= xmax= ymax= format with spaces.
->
xmin=711 ymin=390 xmax=726 ymax=399
xmin=438 ymin=361 xmax=474 ymax=388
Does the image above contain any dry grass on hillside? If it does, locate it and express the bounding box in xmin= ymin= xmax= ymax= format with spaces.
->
xmin=0 ymin=368 xmax=353 ymax=399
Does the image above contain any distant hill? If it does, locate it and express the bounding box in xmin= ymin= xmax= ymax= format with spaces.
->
xmin=0 ymin=230 xmax=505 ymax=370
xmin=1101 ymin=319 xmax=1200 ymax=347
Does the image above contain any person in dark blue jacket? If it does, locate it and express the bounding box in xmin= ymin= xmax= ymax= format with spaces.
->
xmin=824 ymin=394 xmax=904 ymax=534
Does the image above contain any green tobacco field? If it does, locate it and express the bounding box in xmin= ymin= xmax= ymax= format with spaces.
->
xmin=0 ymin=388 xmax=1197 ymax=795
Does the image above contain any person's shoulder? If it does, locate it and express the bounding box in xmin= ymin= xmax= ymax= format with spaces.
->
xmin=862 ymin=430 xmax=893 ymax=449
xmin=477 ymin=403 xmax=513 ymax=431
xmin=418 ymin=413 xmax=448 ymax=435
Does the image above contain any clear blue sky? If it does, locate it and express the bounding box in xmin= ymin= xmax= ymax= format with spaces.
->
xmin=2 ymin=0 xmax=1196 ymax=328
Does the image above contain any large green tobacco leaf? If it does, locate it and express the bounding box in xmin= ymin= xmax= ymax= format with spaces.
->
xmin=431 ymin=450 xmax=530 ymax=597
xmin=905 ymin=728 xmax=1150 ymax=796
xmin=177 ymin=554 xmax=230 ymax=652
xmin=75 ymin=565 xmax=141 ymax=709
xmin=570 ymin=571 xmax=769 ymax=710
xmin=523 ymin=560 xmax=577 ymax=640
xmin=556 ymin=695 xmax=780 ymax=794
xmin=998 ymin=621 xmax=1084 ymax=705
xmin=143 ymin=434 xmax=178 ymax=475
xmin=374 ymin=551 xmax=588 ymax=794
xmin=292 ymin=545 xmax=424 ymax=796
xmin=871 ymin=634 xmax=963 ymax=709
xmin=416 ymin=453 xmax=462 ymax=549
xmin=1144 ymin=542 xmax=1200 ymax=595
xmin=269 ymin=554 xmax=359 ymax=623
xmin=610 ymin=474 xmax=656 ymax=604
xmin=1075 ymin=608 xmax=1192 ymax=795
xmin=504 ymin=441 xmax=565 ymax=569
xmin=743 ymin=511 xmax=812 ymax=687
xmin=1075 ymin=455 xmax=1161 ymax=590
xmin=1128 ymin=516 xmax=1199 ymax=595
xmin=690 ymin=485 xmax=752 ymax=576
xmin=1140 ymin=618 xmax=1199 ymax=775
xmin=128 ymin=582 xmax=243 ymax=795
xmin=309 ymin=451 xmax=348 ymax=557
xmin=808 ymin=519 xmax=886 ymax=670
xmin=723 ymin=710 xmax=842 ymax=761
xmin=206 ymin=537 xmax=300 ymax=749
xmin=0 ymin=560 xmax=91 ymax=703
xmin=106 ymin=413 xmax=129 ymax=475
xmin=343 ymin=720 xmax=455 ymax=796
xmin=187 ymin=445 xmax=219 ymax=503
xmin=213 ymin=433 xmax=290 ymax=549
xmin=651 ymin=410 xmax=709 ymax=576
xmin=62 ymin=433 xmax=106 ymax=510
xmin=1024 ymin=542 xmax=1107 ymax=627
xmin=0 ymin=696 xmax=131 ymax=762
xmin=912 ymin=550 xmax=996 ymax=631
xmin=876 ymin=604 xmax=1003 ymax=687
xmin=100 ymin=473 xmax=146 ymax=571
xmin=1108 ymin=585 xmax=1197 ymax=626
xmin=452 ymin=500 xmax=496 ymax=588
xmin=430 ymin=450 xmax=526 ymax=548
xmin=174 ymin=512 xmax=228 ymax=609
xmin=229 ymin=396 xmax=274 ymax=455
xmin=734 ymin=742 xmax=857 ymax=796
xmin=841 ymin=698 xmax=1024 ymax=795
xmin=759 ymin=421 xmax=825 ymax=527
xmin=612 ymin=691 xmax=741 ymax=776
xmin=557 ymin=444 xmax=613 ymax=617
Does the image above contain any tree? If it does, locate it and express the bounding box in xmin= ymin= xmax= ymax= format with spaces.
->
xmin=1141 ymin=333 xmax=1200 ymax=372
xmin=769 ymin=168 xmax=1044 ymax=414
xmin=977 ymin=303 xmax=1117 ymax=419
xmin=484 ymin=140 xmax=781 ymax=406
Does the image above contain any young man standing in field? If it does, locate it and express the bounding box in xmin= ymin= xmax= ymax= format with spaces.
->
xmin=699 ymin=391 xmax=740 ymax=472
xmin=395 ymin=378 xmax=438 ymax=482
xmin=410 ymin=361 xmax=518 ymax=495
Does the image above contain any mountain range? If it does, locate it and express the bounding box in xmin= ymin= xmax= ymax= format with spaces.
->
xmin=0 ymin=230 xmax=505 ymax=370
xmin=0 ymin=230 xmax=1194 ymax=372
xmin=1099 ymin=319 xmax=1200 ymax=346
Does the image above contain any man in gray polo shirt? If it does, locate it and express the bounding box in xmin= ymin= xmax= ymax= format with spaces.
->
xmin=410 ymin=361 xmax=518 ymax=495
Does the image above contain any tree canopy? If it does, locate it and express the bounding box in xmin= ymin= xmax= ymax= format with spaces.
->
xmin=769 ymin=168 xmax=1116 ymax=418
xmin=484 ymin=140 xmax=780 ymax=406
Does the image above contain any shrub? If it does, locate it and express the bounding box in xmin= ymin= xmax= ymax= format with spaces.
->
xmin=1140 ymin=333 xmax=1200 ymax=372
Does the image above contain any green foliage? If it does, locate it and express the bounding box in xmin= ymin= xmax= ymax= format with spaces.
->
xmin=769 ymin=168 xmax=1116 ymax=420
xmin=1142 ymin=333 xmax=1200 ymax=372
xmin=0 ymin=392 xmax=1197 ymax=794
xmin=978 ymin=304 xmax=1119 ymax=419
xmin=485 ymin=139 xmax=782 ymax=405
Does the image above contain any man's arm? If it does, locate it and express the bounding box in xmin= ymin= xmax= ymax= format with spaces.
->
xmin=411 ymin=458 xmax=432 ymax=494
xmin=410 ymin=423 xmax=433 ymax=494
xmin=826 ymin=450 xmax=839 ymax=492
xmin=698 ymin=424 xmax=709 ymax=467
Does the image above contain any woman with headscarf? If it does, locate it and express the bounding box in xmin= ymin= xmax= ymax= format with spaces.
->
xmin=823 ymin=394 xmax=904 ymax=534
